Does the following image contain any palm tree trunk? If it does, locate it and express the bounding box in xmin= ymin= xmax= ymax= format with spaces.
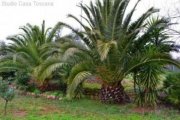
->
xmin=100 ymin=81 xmax=130 ymax=104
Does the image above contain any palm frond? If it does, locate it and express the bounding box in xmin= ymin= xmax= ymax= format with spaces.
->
xmin=66 ymin=71 xmax=92 ymax=100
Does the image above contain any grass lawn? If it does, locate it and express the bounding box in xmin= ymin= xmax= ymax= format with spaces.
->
xmin=0 ymin=95 xmax=179 ymax=120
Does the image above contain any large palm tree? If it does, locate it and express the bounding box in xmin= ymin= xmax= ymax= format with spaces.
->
xmin=63 ymin=0 xmax=180 ymax=103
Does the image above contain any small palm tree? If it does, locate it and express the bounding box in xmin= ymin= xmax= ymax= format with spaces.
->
xmin=0 ymin=21 xmax=64 ymax=85
xmin=132 ymin=17 xmax=177 ymax=107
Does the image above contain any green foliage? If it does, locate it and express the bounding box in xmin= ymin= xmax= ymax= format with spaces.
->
xmin=135 ymin=64 xmax=162 ymax=107
xmin=0 ymin=80 xmax=15 ymax=115
xmin=33 ymin=89 xmax=41 ymax=97
xmin=0 ymin=41 xmax=7 ymax=56
xmin=15 ymin=71 xmax=37 ymax=92
xmin=0 ymin=80 xmax=15 ymax=101
xmin=66 ymin=71 xmax=92 ymax=100
xmin=0 ymin=71 xmax=15 ymax=83
xmin=61 ymin=0 xmax=180 ymax=103
xmin=163 ymin=72 xmax=180 ymax=108
xmin=15 ymin=71 xmax=31 ymax=89
xmin=0 ymin=21 xmax=64 ymax=84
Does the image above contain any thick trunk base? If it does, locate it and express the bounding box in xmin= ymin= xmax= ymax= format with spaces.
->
xmin=100 ymin=85 xmax=130 ymax=104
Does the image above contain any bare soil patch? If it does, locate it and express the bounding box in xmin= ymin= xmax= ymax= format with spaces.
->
xmin=13 ymin=109 xmax=27 ymax=117
xmin=38 ymin=105 xmax=61 ymax=115
xmin=132 ymin=107 xmax=155 ymax=114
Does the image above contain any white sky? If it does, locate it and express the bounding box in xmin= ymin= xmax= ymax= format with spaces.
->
xmin=0 ymin=0 xmax=180 ymax=57
xmin=0 ymin=0 xmax=179 ymax=40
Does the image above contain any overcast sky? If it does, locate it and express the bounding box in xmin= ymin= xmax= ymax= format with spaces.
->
xmin=0 ymin=0 xmax=180 ymax=57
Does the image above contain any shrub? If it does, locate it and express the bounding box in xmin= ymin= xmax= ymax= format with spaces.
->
xmin=15 ymin=71 xmax=36 ymax=92
xmin=0 ymin=71 xmax=15 ymax=81
xmin=16 ymin=71 xmax=30 ymax=86
xmin=0 ymin=79 xmax=15 ymax=115
xmin=163 ymin=72 xmax=180 ymax=109
xmin=33 ymin=89 xmax=41 ymax=97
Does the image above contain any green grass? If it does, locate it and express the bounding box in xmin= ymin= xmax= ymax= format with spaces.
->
xmin=83 ymin=82 xmax=101 ymax=89
xmin=0 ymin=95 xmax=179 ymax=120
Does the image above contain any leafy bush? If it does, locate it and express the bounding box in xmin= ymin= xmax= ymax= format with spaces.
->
xmin=0 ymin=71 xmax=15 ymax=82
xmin=16 ymin=71 xmax=30 ymax=86
xmin=15 ymin=71 xmax=36 ymax=92
xmin=163 ymin=72 xmax=180 ymax=109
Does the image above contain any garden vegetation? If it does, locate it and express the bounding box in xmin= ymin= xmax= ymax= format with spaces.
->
xmin=0 ymin=0 xmax=180 ymax=118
